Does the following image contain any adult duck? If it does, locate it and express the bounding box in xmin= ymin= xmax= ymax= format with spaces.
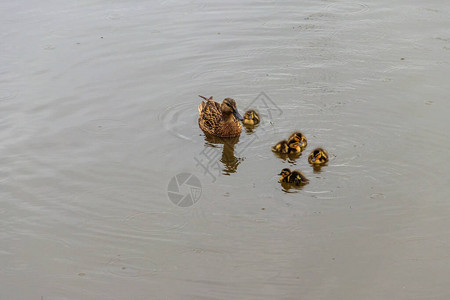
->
xmin=198 ymin=95 xmax=243 ymax=137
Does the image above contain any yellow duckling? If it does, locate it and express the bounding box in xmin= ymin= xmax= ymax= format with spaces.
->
xmin=243 ymin=110 xmax=260 ymax=126
xmin=198 ymin=95 xmax=244 ymax=137
xmin=287 ymin=139 xmax=301 ymax=154
xmin=308 ymin=148 xmax=329 ymax=165
xmin=272 ymin=139 xmax=301 ymax=154
xmin=278 ymin=168 xmax=309 ymax=185
xmin=272 ymin=140 xmax=289 ymax=153
xmin=288 ymin=132 xmax=307 ymax=150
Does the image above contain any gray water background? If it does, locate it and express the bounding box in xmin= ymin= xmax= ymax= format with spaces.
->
xmin=1 ymin=0 xmax=450 ymax=299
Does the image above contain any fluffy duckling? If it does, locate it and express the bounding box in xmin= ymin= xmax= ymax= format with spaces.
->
xmin=308 ymin=148 xmax=329 ymax=165
xmin=243 ymin=110 xmax=260 ymax=126
xmin=288 ymin=132 xmax=307 ymax=150
xmin=272 ymin=139 xmax=301 ymax=154
xmin=278 ymin=168 xmax=309 ymax=185
xmin=287 ymin=139 xmax=301 ymax=154
xmin=272 ymin=140 xmax=289 ymax=154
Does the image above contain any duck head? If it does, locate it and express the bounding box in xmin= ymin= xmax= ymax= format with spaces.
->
xmin=278 ymin=168 xmax=292 ymax=181
xmin=221 ymin=98 xmax=243 ymax=121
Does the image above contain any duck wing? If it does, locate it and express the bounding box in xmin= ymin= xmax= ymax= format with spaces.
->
xmin=292 ymin=171 xmax=309 ymax=184
xmin=198 ymin=96 xmax=223 ymax=134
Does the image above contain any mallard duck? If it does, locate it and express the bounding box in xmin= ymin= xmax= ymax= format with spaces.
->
xmin=288 ymin=132 xmax=307 ymax=150
xmin=243 ymin=110 xmax=260 ymax=126
xmin=308 ymin=148 xmax=329 ymax=165
xmin=198 ymin=95 xmax=243 ymax=137
xmin=278 ymin=168 xmax=309 ymax=185
xmin=272 ymin=139 xmax=301 ymax=154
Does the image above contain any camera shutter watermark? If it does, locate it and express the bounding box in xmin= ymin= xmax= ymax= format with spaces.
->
xmin=167 ymin=173 xmax=202 ymax=207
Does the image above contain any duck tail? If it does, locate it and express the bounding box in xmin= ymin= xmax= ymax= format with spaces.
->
xmin=198 ymin=95 xmax=213 ymax=101
xmin=198 ymin=101 xmax=208 ymax=115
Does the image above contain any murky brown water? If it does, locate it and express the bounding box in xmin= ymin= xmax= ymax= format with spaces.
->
xmin=2 ymin=0 xmax=450 ymax=299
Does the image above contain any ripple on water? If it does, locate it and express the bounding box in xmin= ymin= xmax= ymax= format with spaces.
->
xmin=159 ymin=0 xmax=207 ymax=11
xmin=0 ymin=169 xmax=11 ymax=184
xmin=123 ymin=211 xmax=187 ymax=233
xmin=106 ymin=255 xmax=159 ymax=277
xmin=105 ymin=10 xmax=124 ymax=21
xmin=0 ymin=88 xmax=18 ymax=102
xmin=326 ymin=3 xmax=369 ymax=14
xmin=191 ymin=69 xmax=231 ymax=81
xmin=169 ymin=247 xmax=235 ymax=281
xmin=78 ymin=119 xmax=128 ymax=135
xmin=158 ymin=102 xmax=199 ymax=142
xmin=231 ymin=261 xmax=282 ymax=283
xmin=76 ymin=118 xmax=143 ymax=144
xmin=322 ymin=100 xmax=449 ymax=211
xmin=0 ymin=236 xmax=72 ymax=275
xmin=370 ymin=193 xmax=386 ymax=200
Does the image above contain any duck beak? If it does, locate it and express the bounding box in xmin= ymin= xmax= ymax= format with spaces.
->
xmin=278 ymin=172 xmax=282 ymax=175
xmin=233 ymin=109 xmax=244 ymax=121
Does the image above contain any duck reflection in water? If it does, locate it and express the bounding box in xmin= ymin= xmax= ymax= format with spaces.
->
xmin=312 ymin=165 xmax=324 ymax=173
xmin=272 ymin=151 xmax=301 ymax=165
xmin=243 ymin=123 xmax=258 ymax=134
xmin=203 ymin=134 xmax=242 ymax=175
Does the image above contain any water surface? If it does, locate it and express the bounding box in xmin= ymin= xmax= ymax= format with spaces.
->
xmin=1 ymin=0 xmax=450 ymax=299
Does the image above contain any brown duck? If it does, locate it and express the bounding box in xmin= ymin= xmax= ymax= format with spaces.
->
xmin=198 ymin=95 xmax=243 ymax=137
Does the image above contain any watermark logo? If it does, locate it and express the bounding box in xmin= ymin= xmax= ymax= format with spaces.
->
xmin=167 ymin=173 xmax=202 ymax=207
xmin=194 ymin=147 xmax=223 ymax=183
xmin=244 ymin=91 xmax=283 ymax=120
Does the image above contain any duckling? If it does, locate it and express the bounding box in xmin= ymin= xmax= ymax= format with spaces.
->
xmin=198 ymin=95 xmax=244 ymax=137
xmin=272 ymin=140 xmax=289 ymax=154
xmin=278 ymin=168 xmax=309 ymax=185
xmin=308 ymin=148 xmax=329 ymax=165
xmin=243 ymin=110 xmax=260 ymax=126
xmin=287 ymin=139 xmax=301 ymax=154
xmin=272 ymin=139 xmax=301 ymax=154
xmin=288 ymin=132 xmax=307 ymax=150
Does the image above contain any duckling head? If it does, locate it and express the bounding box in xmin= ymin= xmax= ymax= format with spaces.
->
xmin=289 ymin=132 xmax=307 ymax=149
xmin=288 ymin=140 xmax=301 ymax=153
xmin=278 ymin=168 xmax=292 ymax=181
xmin=308 ymin=148 xmax=329 ymax=165
xmin=243 ymin=110 xmax=260 ymax=125
xmin=221 ymin=98 xmax=243 ymax=121
xmin=272 ymin=140 xmax=289 ymax=153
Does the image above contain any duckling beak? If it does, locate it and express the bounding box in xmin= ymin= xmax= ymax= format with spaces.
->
xmin=233 ymin=110 xmax=244 ymax=121
xmin=278 ymin=172 xmax=283 ymax=175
